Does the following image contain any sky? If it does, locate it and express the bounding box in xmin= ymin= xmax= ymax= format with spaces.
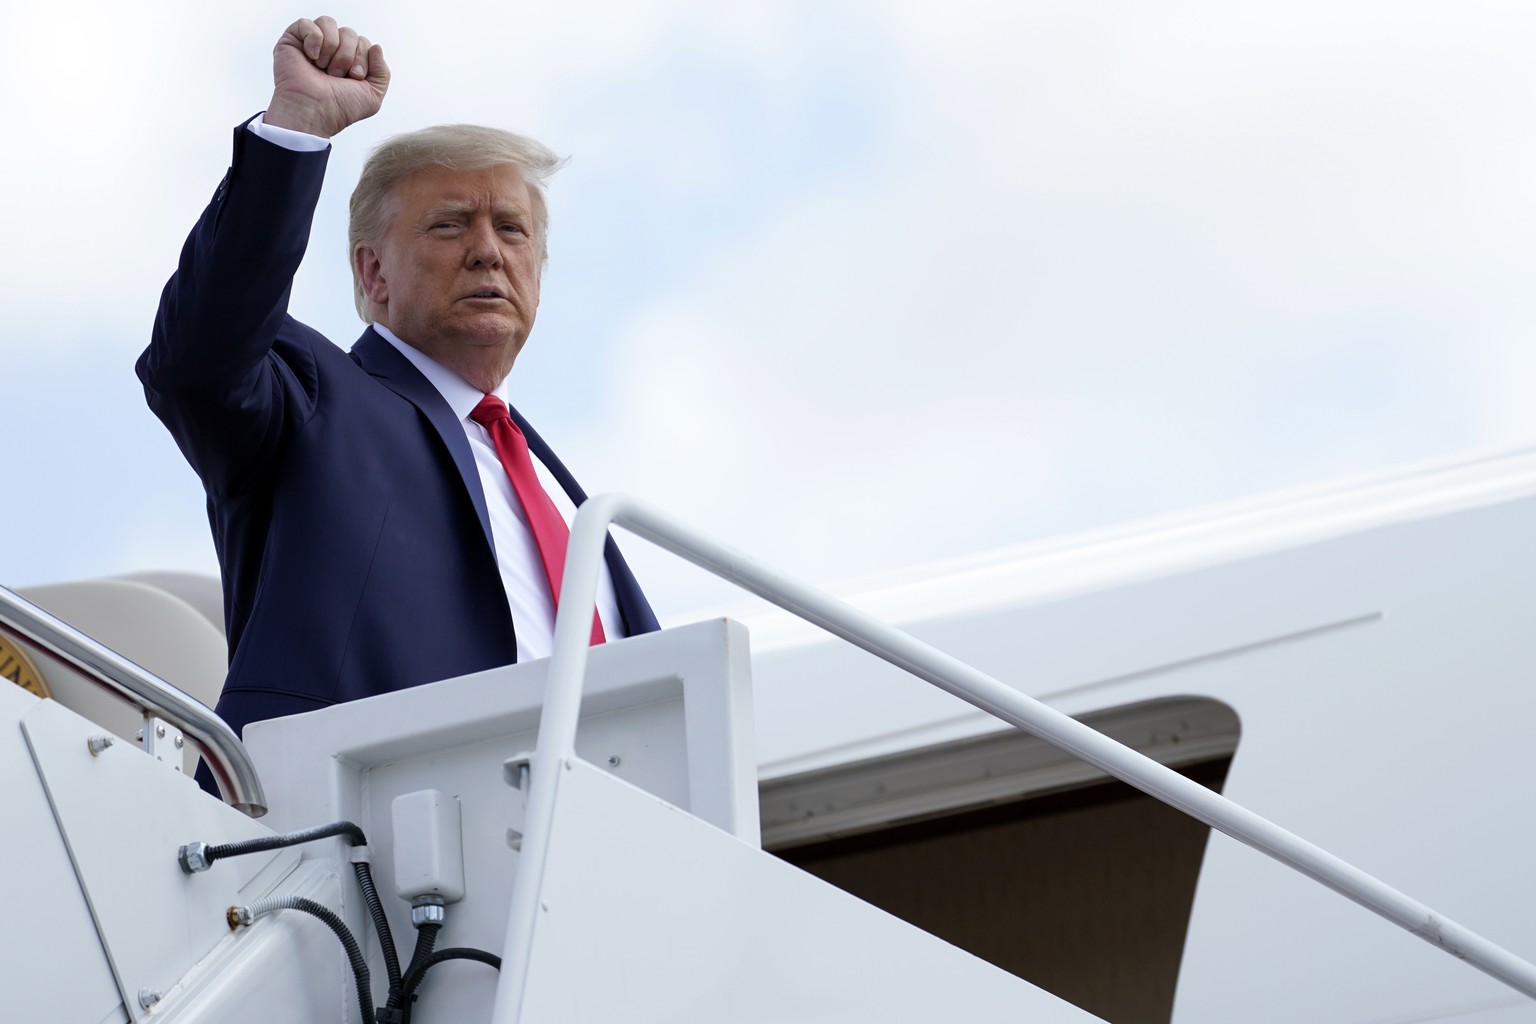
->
xmin=4 ymin=1 xmax=1536 ymax=621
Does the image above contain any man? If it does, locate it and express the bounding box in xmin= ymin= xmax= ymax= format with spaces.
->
xmin=138 ymin=16 xmax=658 ymax=748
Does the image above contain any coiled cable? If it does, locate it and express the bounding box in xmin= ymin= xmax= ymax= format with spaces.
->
xmin=184 ymin=821 xmax=367 ymax=868
xmin=354 ymin=860 xmax=404 ymax=995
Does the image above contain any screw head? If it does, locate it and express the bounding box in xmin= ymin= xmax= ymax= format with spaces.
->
xmin=174 ymin=735 xmax=185 ymax=749
xmin=138 ymin=988 xmax=162 ymax=1009
xmin=87 ymin=735 xmax=114 ymax=756
xmin=155 ymin=723 xmax=167 ymax=739
xmin=607 ymin=754 xmax=622 ymax=768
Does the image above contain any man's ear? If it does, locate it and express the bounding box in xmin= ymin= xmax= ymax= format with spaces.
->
xmin=355 ymin=245 xmax=388 ymax=305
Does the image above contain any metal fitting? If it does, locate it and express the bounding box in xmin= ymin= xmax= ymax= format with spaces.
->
xmin=227 ymin=904 xmax=255 ymax=930
xmin=178 ymin=841 xmax=212 ymax=874
xmin=411 ymin=895 xmax=446 ymax=928
xmin=86 ymin=735 xmax=114 ymax=756
xmin=138 ymin=989 xmax=162 ymax=1010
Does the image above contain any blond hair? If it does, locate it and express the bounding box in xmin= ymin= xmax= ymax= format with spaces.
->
xmin=348 ymin=124 xmax=566 ymax=321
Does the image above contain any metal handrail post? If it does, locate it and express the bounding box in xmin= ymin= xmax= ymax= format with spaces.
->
xmin=505 ymin=492 xmax=1536 ymax=1007
xmin=0 ymin=584 xmax=266 ymax=816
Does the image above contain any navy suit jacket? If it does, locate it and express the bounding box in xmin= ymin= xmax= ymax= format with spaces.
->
xmin=138 ymin=121 xmax=658 ymax=740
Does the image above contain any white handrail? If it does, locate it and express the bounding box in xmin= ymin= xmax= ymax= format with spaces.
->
xmin=503 ymin=492 xmax=1536 ymax=1009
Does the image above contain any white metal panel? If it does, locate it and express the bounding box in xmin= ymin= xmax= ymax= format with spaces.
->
xmin=151 ymin=862 xmax=345 ymax=1024
xmin=1166 ymin=497 xmax=1536 ymax=1022
xmin=246 ymin=618 xmax=757 ymax=841
xmin=496 ymin=758 xmax=1107 ymax=1024
xmin=244 ymin=618 xmax=757 ymax=1023
xmin=20 ymin=697 xmax=293 ymax=1021
xmin=738 ymin=447 xmax=1536 ymax=777
xmin=0 ymin=683 xmax=125 ymax=1024
xmin=1424 ymin=998 xmax=1536 ymax=1024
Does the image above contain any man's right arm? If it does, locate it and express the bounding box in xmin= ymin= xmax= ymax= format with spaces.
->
xmin=136 ymin=17 xmax=388 ymax=498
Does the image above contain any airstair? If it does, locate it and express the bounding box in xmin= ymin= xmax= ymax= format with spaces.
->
xmin=3 ymin=491 xmax=1535 ymax=1023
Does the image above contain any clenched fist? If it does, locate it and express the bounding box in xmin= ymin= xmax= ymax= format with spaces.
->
xmin=265 ymin=16 xmax=389 ymax=138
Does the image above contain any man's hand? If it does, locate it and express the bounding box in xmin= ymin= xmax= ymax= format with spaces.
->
xmin=265 ymin=16 xmax=389 ymax=139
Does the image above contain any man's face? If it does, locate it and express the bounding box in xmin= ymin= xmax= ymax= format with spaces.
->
xmin=360 ymin=163 xmax=541 ymax=391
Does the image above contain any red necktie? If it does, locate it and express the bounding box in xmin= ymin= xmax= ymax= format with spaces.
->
xmin=470 ymin=395 xmax=605 ymax=646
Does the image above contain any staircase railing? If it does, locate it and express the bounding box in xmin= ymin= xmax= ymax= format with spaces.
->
xmin=0 ymin=584 xmax=266 ymax=816
xmin=507 ymin=492 xmax=1536 ymax=1004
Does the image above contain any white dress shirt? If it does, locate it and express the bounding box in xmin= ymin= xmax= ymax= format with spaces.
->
xmin=249 ymin=117 xmax=623 ymax=661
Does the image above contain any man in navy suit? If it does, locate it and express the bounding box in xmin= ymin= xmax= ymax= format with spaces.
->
xmin=138 ymin=16 xmax=658 ymax=751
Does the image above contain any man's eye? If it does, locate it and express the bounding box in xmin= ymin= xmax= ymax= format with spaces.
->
xmin=499 ymin=224 xmax=526 ymax=235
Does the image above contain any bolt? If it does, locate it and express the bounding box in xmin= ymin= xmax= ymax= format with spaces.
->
xmin=607 ymin=755 xmax=622 ymax=768
xmin=138 ymin=989 xmax=162 ymax=1009
xmin=86 ymin=735 xmax=114 ymax=756
xmin=135 ymin=728 xmax=144 ymax=742
xmin=178 ymin=841 xmax=212 ymax=874
xmin=174 ymin=735 xmax=185 ymax=749
xmin=156 ymin=723 xmax=167 ymax=739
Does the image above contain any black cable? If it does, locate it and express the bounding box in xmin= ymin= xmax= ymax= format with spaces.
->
xmin=404 ymin=922 xmax=441 ymax=982
xmin=353 ymin=861 xmax=403 ymax=997
xmin=381 ymin=922 xmax=441 ymax=1023
xmin=184 ymin=821 xmax=402 ymax=1003
xmin=381 ymin=920 xmax=439 ymax=1014
xmin=196 ymin=820 xmax=368 ymax=868
xmin=261 ymin=897 xmax=377 ymax=1024
xmin=398 ymin=946 xmax=502 ymax=1004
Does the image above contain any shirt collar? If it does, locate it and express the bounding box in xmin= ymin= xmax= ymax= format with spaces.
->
xmin=372 ymin=323 xmax=510 ymax=420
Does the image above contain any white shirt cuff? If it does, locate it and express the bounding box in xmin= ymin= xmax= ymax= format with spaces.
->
xmin=247 ymin=113 xmax=331 ymax=153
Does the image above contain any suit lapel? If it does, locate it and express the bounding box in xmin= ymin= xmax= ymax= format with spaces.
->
xmin=509 ymin=404 xmax=662 ymax=637
xmin=343 ymin=331 xmax=657 ymax=639
xmin=351 ymin=329 xmax=497 ymax=554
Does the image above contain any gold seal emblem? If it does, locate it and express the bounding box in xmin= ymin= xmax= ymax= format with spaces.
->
xmin=0 ymin=635 xmax=49 ymax=699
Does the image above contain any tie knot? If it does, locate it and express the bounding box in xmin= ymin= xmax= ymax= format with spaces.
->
xmin=470 ymin=395 xmax=511 ymax=428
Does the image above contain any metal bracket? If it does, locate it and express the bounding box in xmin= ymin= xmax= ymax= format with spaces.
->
xmin=139 ymin=715 xmax=184 ymax=771
xmin=502 ymin=752 xmax=534 ymax=851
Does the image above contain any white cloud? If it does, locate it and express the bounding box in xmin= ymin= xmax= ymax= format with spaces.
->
xmin=553 ymin=0 xmax=1536 ymax=613
xmin=7 ymin=0 xmax=1536 ymax=626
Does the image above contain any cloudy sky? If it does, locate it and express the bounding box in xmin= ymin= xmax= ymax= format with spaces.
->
xmin=4 ymin=1 xmax=1536 ymax=620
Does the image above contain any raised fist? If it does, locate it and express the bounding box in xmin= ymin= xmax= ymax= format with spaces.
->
xmin=265 ymin=16 xmax=390 ymax=138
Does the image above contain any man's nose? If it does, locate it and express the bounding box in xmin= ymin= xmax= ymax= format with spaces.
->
xmin=464 ymin=221 xmax=502 ymax=268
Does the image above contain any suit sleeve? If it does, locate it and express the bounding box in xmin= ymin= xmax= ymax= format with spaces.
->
xmin=137 ymin=120 xmax=332 ymax=499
